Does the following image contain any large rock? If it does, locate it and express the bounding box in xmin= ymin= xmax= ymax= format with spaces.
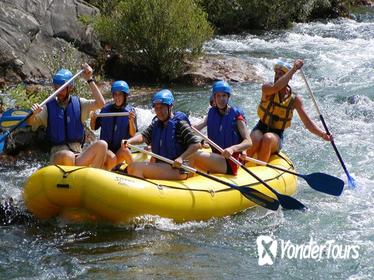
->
xmin=0 ymin=0 xmax=100 ymax=86
xmin=176 ymin=55 xmax=263 ymax=86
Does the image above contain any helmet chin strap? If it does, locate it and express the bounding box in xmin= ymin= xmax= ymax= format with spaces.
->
xmin=166 ymin=105 xmax=172 ymax=121
xmin=59 ymin=92 xmax=70 ymax=103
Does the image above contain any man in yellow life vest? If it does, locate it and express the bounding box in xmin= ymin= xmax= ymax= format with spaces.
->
xmin=246 ymin=59 xmax=332 ymax=162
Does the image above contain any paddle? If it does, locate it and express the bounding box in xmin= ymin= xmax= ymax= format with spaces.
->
xmin=240 ymin=155 xmax=344 ymax=196
xmin=96 ymin=112 xmax=130 ymax=117
xmin=0 ymin=109 xmax=30 ymax=129
xmin=300 ymin=69 xmax=356 ymax=189
xmin=191 ymin=127 xmax=307 ymax=210
xmin=0 ymin=69 xmax=84 ymax=152
xmin=127 ymin=144 xmax=280 ymax=211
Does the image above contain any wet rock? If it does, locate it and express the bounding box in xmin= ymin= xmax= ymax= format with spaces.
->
xmin=176 ymin=55 xmax=263 ymax=86
xmin=2 ymin=125 xmax=97 ymax=157
xmin=0 ymin=0 xmax=100 ymax=85
xmin=347 ymin=95 xmax=360 ymax=104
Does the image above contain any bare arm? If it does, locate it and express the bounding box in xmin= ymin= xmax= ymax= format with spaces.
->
xmin=82 ymin=63 xmax=105 ymax=110
xmin=222 ymin=119 xmax=252 ymax=158
xmin=192 ymin=115 xmax=208 ymax=131
xmin=89 ymin=111 xmax=98 ymax=130
xmin=294 ymin=96 xmax=331 ymax=141
xmin=128 ymin=110 xmax=137 ymax=137
xmin=124 ymin=133 xmax=145 ymax=146
xmin=262 ymin=59 xmax=304 ymax=98
xmin=179 ymin=142 xmax=201 ymax=161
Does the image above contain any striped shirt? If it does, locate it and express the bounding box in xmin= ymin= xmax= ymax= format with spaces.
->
xmin=142 ymin=119 xmax=201 ymax=147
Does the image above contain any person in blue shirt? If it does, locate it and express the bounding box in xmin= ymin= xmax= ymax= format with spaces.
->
xmin=90 ymin=80 xmax=137 ymax=170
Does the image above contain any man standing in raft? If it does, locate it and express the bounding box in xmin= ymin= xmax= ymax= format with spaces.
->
xmin=90 ymin=80 xmax=137 ymax=170
xmin=123 ymin=89 xmax=201 ymax=180
xmin=190 ymin=80 xmax=251 ymax=176
xmin=246 ymin=59 xmax=331 ymax=162
xmin=28 ymin=63 xmax=108 ymax=168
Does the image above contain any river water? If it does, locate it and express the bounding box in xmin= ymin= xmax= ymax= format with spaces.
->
xmin=1 ymin=10 xmax=373 ymax=280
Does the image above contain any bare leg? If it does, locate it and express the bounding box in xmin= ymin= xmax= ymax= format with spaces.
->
xmin=116 ymin=147 xmax=133 ymax=165
xmin=246 ymin=130 xmax=263 ymax=157
xmin=188 ymin=150 xmax=227 ymax=174
xmin=52 ymin=150 xmax=75 ymax=165
xmin=75 ymin=140 xmax=108 ymax=168
xmin=257 ymin=132 xmax=280 ymax=162
xmin=127 ymin=162 xmax=187 ymax=180
xmin=104 ymin=150 xmax=117 ymax=170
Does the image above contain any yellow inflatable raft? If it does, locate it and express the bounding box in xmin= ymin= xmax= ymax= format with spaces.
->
xmin=23 ymin=153 xmax=297 ymax=223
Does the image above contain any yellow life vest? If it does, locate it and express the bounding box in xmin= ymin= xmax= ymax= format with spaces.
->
xmin=257 ymin=89 xmax=296 ymax=130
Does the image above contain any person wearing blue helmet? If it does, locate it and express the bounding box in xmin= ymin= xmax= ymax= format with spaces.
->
xmin=90 ymin=80 xmax=137 ymax=170
xmin=28 ymin=63 xmax=107 ymax=168
xmin=246 ymin=59 xmax=331 ymax=162
xmin=190 ymin=80 xmax=252 ymax=176
xmin=123 ymin=89 xmax=201 ymax=180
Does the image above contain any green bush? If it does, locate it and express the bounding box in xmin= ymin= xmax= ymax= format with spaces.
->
xmin=198 ymin=0 xmax=354 ymax=33
xmin=40 ymin=42 xmax=95 ymax=100
xmin=94 ymin=0 xmax=213 ymax=81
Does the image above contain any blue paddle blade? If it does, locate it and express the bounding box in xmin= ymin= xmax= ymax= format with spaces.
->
xmin=0 ymin=131 xmax=10 ymax=152
xmin=347 ymin=175 xmax=357 ymax=189
xmin=0 ymin=138 xmax=4 ymax=152
xmin=303 ymin=172 xmax=345 ymax=196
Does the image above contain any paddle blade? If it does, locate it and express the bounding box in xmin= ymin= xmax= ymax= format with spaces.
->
xmin=0 ymin=137 xmax=4 ymax=152
xmin=0 ymin=131 xmax=10 ymax=152
xmin=239 ymin=186 xmax=280 ymax=211
xmin=347 ymin=175 xmax=357 ymax=190
xmin=277 ymin=193 xmax=307 ymax=211
xmin=303 ymin=172 xmax=345 ymax=196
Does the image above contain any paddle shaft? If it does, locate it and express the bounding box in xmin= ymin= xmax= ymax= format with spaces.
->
xmin=0 ymin=69 xmax=84 ymax=144
xmin=129 ymin=144 xmax=216 ymax=177
xmin=241 ymin=155 xmax=300 ymax=177
xmin=96 ymin=112 xmax=130 ymax=117
xmin=300 ymin=69 xmax=353 ymax=183
xmin=191 ymin=127 xmax=308 ymax=210
xmin=192 ymin=127 xmax=280 ymax=192
xmin=127 ymin=144 xmax=280 ymax=210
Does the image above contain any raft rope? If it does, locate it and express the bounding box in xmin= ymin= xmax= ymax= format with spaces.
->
xmin=113 ymin=166 xmax=290 ymax=194
xmin=275 ymin=152 xmax=295 ymax=169
xmin=54 ymin=165 xmax=87 ymax=178
xmin=53 ymin=155 xmax=294 ymax=194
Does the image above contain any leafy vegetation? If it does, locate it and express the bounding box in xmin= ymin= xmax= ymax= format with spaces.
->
xmin=197 ymin=0 xmax=356 ymax=33
xmin=4 ymin=43 xmax=96 ymax=109
xmin=93 ymin=0 xmax=213 ymax=81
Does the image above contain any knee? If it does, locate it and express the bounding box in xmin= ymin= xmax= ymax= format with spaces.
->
xmin=95 ymin=140 xmax=108 ymax=152
xmin=53 ymin=151 xmax=75 ymax=165
xmin=126 ymin=163 xmax=136 ymax=175
xmin=262 ymin=133 xmax=275 ymax=145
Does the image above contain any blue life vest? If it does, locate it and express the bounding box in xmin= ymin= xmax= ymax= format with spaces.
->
xmin=99 ymin=103 xmax=133 ymax=152
xmin=151 ymin=111 xmax=190 ymax=160
xmin=46 ymin=96 xmax=84 ymax=145
xmin=207 ymin=106 xmax=243 ymax=150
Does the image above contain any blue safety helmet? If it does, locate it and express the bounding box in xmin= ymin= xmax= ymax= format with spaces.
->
xmin=152 ymin=89 xmax=174 ymax=107
xmin=53 ymin=69 xmax=73 ymax=85
xmin=212 ymin=80 xmax=232 ymax=96
xmin=111 ymin=80 xmax=130 ymax=95
xmin=274 ymin=60 xmax=292 ymax=74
